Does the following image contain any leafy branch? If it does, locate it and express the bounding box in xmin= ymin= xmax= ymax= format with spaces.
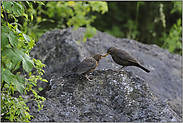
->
xmin=1 ymin=1 xmax=47 ymax=121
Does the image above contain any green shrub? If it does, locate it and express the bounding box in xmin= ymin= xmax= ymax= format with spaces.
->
xmin=159 ymin=1 xmax=182 ymax=54
xmin=21 ymin=1 xmax=108 ymax=42
xmin=1 ymin=1 xmax=47 ymax=121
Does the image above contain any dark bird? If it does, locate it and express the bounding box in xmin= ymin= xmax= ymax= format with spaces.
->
xmin=103 ymin=47 xmax=150 ymax=73
xmin=63 ymin=54 xmax=103 ymax=81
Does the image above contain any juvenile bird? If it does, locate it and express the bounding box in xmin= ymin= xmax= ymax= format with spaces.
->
xmin=103 ymin=47 xmax=150 ymax=73
xmin=63 ymin=54 xmax=103 ymax=81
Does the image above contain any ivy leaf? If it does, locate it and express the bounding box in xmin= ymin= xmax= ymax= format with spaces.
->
xmin=7 ymin=31 xmax=18 ymax=47
xmin=1 ymin=68 xmax=13 ymax=84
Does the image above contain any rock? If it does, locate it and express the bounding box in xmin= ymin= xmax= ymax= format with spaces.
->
xmin=27 ymin=70 xmax=181 ymax=122
xmin=30 ymin=27 xmax=182 ymax=118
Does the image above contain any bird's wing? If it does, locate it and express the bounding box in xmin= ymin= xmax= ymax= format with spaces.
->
xmin=72 ymin=57 xmax=96 ymax=75
xmin=116 ymin=50 xmax=138 ymax=63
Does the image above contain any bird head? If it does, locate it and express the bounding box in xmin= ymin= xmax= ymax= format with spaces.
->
xmin=103 ymin=47 xmax=116 ymax=57
xmin=93 ymin=54 xmax=103 ymax=62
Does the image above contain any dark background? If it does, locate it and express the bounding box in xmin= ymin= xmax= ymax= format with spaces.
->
xmin=5 ymin=1 xmax=181 ymax=54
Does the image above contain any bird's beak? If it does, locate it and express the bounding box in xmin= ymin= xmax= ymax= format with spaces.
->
xmin=102 ymin=52 xmax=110 ymax=57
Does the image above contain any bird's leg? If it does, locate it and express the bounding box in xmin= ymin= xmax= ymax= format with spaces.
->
xmin=85 ymin=74 xmax=93 ymax=81
xmin=116 ymin=66 xmax=127 ymax=71
xmin=87 ymin=75 xmax=93 ymax=78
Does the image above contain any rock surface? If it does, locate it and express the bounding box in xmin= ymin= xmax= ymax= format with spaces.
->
xmin=27 ymin=70 xmax=181 ymax=122
xmin=30 ymin=27 xmax=182 ymax=118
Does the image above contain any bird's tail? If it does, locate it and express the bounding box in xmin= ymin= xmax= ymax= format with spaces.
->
xmin=62 ymin=71 xmax=74 ymax=78
xmin=138 ymin=64 xmax=150 ymax=73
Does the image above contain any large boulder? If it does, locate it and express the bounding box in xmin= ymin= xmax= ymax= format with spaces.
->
xmin=30 ymin=27 xmax=182 ymax=118
xmin=27 ymin=70 xmax=181 ymax=122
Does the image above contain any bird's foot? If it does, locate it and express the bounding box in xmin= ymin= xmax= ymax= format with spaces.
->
xmin=85 ymin=75 xmax=93 ymax=81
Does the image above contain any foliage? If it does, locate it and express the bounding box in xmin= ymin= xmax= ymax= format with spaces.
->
xmin=104 ymin=1 xmax=144 ymax=40
xmin=1 ymin=1 xmax=47 ymax=121
xmin=171 ymin=1 xmax=182 ymax=14
xmin=20 ymin=1 xmax=108 ymax=42
xmin=159 ymin=2 xmax=182 ymax=54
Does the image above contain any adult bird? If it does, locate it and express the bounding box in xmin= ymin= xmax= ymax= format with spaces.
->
xmin=103 ymin=47 xmax=150 ymax=73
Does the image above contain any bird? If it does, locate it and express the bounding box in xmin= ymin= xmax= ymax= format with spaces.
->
xmin=63 ymin=54 xmax=103 ymax=81
xmin=103 ymin=47 xmax=150 ymax=73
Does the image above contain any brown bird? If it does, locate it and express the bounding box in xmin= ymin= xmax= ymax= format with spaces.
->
xmin=103 ymin=47 xmax=150 ymax=73
xmin=63 ymin=54 xmax=103 ymax=81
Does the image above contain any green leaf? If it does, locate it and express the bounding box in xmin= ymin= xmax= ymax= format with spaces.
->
xmin=12 ymin=1 xmax=23 ymax=16
xmin=101 ymin=2 xmax=108 ymax=14
xmin=10 ymin=113 xmax=14 ymax=121
xmin=42 ymin=79 xmax=48 ymax=82
xmin=16 ymin=110 xmax=21 ymax=115
xmin=1 ymin=48 xmax=14 ymax=58
xmin=12 ymin=48 xmax=34 ymax=73
xmin=90 ymin=1 xmax=100 ymax=12
xmin=31 ymin=14 xmax=34 ymax=21
xmin=22 ymin=51 xmax=34 ymax=65
xmin=23 ymin=13 xmax=28 ymax=19
xmin=1 ymin=26 xmax=11 ymax=33
xmin=2 ymin=48 xmax=34 ymax=72
xmin=12 ymin=78 xmax=24 ymax=94
xmin=23 ymin=34 xmax=31 ymax=43
xmin=38 ymin=87 xmax=43 ymax=91
xmin=21 ymin=53 xmax=34 ymax=73
xmin=3 ymin=59 xmax=13 ymax=70
xmin=16 ymin=72 xmax=25 ymax=84
xmin=22 ymin=59 xmax=33 ymax=73
xmin=2 ymin=48 xmax=22 ymax=67
xmin=84 ymin=26 xmax=97 ymax=39
xmin=7 ymin=31 xmax=18 ymax=47
xmin=16 ymin=28 xmax=22 ymax=34
xmin=1 ymin=26 xmax=11 ymax=48
xmin=1 ymin=68 xmax=13 ymax=84
xmin=2 ymin=1 xmax=13 ymax=13
xmin=1 ymin=33 xmax=9 ymax=48
xmin=28 ymin=39 xmax=35 ymax=49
